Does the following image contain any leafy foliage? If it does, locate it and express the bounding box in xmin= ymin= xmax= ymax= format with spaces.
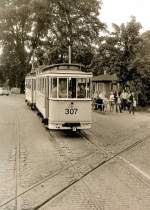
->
xmin=0 ymin=0 xmax=105 ymax=91
xmin=98 ymin=17 xmax=150 ymax=105
xmin=0 ymin=2 xmax=150 ymax=104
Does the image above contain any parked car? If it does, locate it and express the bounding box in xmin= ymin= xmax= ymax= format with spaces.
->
xmin=11 ymin=87 xmax=20 ymax=94
xmin=0 ymin=87 xmax=3 ymax=95
xmin=0 ymin=87 xmax=10 ymax=95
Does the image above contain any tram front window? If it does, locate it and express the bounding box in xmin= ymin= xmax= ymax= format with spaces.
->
xmin=77 ymin=78 xmax=86 ymax=98
xmin=68 ymin=78 xmax=76 ymax=98
xmin=58 ymin=78 xmax=67 ymax=98
xmin=51 ymin=77 xmax=91 ymax=99
xmin=52 ymin=78 xmax=57 ymax=98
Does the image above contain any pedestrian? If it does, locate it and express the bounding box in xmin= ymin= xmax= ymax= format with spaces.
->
xmin=93 ymin=92 xmax=98 ymax=110
xmin=109 ymin=92 xmax=115 ymax=112
xmin=103 ymin=95 xmax=109 ymax=112
xmin=129 ymin=92 xmax=134 ymax=114
xmin=121 ymin=89 xmax=128 ymax=110
xmin=127 ymin=91 xmax=132 ymax=111
xmin=114 ymin=91 xmax=118 ymax=112
xmin=116 ymin=94 xmax=122 ymax=113
xmin=96 ymin=96 xmax=103 ymax=111
xmin=132 ymin=97 xmax=137 ymax=115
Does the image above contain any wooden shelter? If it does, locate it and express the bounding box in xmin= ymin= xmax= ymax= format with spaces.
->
xmin=92 ymin=73 xmax=119 ymax=98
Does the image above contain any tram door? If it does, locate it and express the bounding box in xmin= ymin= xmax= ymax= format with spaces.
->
xmin=45 ymin=76 xmax=49 ymax=121
xmin=32 ymin=78 xmax=36 ymax=103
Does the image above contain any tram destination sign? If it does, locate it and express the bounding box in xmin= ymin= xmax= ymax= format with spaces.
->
xmin=65 ymin=108 xmax=78 ymax=115
xmin=65 ymin=102 xmax=78 ymax=115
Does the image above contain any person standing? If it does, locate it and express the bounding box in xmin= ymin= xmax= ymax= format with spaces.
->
xmin=116 ymin=94 xmax=122 ymax=113
xmin=132 ymin=97 xmax=137 ymax=115
xmin=96 ymin=95 xmax=103 ymax=111
xmin=114 ymin=91 xmax=118 ymax=112
xmin=129 ymin=92 xmax=134 ymax=114
xmin=127 ymin=91 xmax=131 ymax=111
xmin=103 ymin=96 xmax=109 ymax=112
xmin=109 ymin=92 xmax=115 ymax=112
xmin=121 ymin=89 xmax=128 ymax=110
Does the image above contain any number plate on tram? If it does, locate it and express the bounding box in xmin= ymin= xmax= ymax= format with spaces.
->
xmin=65 ymin=108 xmax=78 ymax=115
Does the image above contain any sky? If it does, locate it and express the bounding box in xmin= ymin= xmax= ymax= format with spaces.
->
xmin=100 ymin=0 xmax=150 ymax=32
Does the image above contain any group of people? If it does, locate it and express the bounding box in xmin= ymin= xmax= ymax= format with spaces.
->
xmin=93 ymin=90 xmax=137 ymax=115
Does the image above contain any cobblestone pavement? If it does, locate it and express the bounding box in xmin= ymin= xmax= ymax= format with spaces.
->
xmin=0 ymin=95 xmax=150 ymax=209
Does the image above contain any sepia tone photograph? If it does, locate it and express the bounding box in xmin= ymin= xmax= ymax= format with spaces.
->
xmin=0 ymin=0 xmax=150 ymax=209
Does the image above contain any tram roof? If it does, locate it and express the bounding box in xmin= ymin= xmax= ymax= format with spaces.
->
xmin=42 ymin=63 xmax=85 ymax=71
xmin=39 ymin=72 xmax=92 ymax=77
xmin=26 ymin=71 xmax=36 ymax=77
xmin=36 ymin=63 xmax=92 ymax=76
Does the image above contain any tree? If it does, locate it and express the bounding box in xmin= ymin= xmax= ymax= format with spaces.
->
xmin=98 ymin=17 xmax=150 ymax=105
xmin=97 ymin=17 xmax=142 ymax=84
xmin=0 ymin=0 xmax=105 ymax=91
xmin=0 ymin=1 xmax=32 ymax=91
xmin=30 ymin=0 xmax=105 ymax=65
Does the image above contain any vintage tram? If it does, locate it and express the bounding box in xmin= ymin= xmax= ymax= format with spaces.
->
xmin=25 ymin=63 xmax=93 ymax=131
xmin=25 ymin=71 xmax=36 ymax=109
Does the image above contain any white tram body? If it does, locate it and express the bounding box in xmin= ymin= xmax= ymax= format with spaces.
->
xmin=25 ymin=72 xmax=36 ymax=108
xmin=25 ymin=63 xmax=93 ymax=130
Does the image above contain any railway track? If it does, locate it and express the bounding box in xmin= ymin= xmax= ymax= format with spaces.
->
xmin=15 ymin=120 xmax=21 ymax=210
xmin=0 ymin=127 xmax=150 ymax=210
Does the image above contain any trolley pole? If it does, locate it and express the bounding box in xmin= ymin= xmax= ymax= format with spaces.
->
xmin=69 ymin=45 xmax=71 ymax=64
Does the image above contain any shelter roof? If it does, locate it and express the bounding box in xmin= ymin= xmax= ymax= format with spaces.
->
xmin=92 ymin=74 xmax=118 ymax=82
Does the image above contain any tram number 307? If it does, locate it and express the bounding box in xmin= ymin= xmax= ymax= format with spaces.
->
xmin=65 ymin=108 xmax=78 ymax=115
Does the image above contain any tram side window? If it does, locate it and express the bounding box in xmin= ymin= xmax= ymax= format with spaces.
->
xmin=44 ymin=78 xmax=45 ymax=93
xmin=27 ymin=79 xmax=31 ymax=89
xmin=58 ymin=78 xmax=67 ymax=98
xmin=25 ymin=80 xmax=28 ymax=89
xmin=49 ymin=78 xmax=52 ymax=97
xmin=41 ymin=78 xmax=43 ymax=93
xmin=25 ymin=80 xmax=27 ymax=88
xmin=39 ymin=79 xmax=41 ymax=92
xmin=52 ymin=78 xmax=57 ymax=98
xmin=38 ymin=79 xmax=40 ymax=91
xmin=33 ymin=79 xmax=36 ymax=90
xmin=42 ymin=78 xmax=44 ymax=93
xmin=68 ymin=78 xmax=76 ymax=98
xmin=27 ymin=80 xmax=29 ymax=89
xmin=77 ymin=78 xmax=86 ymax=98
xmin=43 ymin=78 xmax=46 ymax=93
xmin=86 ymin=78 xmax=91 ymax=98
xmin=37 ymin=79 xmax=39 ymax=91
xmin=40 ymin=79 xmax=42 ymax=92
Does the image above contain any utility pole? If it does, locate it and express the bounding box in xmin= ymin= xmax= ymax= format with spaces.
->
xmin=69 ymin=45 xmax=71 ymax=64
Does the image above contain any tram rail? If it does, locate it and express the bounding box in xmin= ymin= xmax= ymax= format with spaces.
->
xmin=1 ymin=127 xmax=150 ymax=210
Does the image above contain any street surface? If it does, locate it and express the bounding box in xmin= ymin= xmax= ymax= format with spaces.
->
xmin=0 ymin=95 xmax=150 ymax=210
